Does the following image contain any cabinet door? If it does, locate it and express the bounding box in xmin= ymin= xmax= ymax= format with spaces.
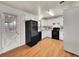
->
xmin=25 ymin=21 xmax=31 ymax=43
xmin=42 ymin=30 xmax=52 ymax=39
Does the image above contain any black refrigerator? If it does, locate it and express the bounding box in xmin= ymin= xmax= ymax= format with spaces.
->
xmin=25 ymin=20 xmax=41 ymax=47
xmin=52 ymin=28 xmax=60 ymax=40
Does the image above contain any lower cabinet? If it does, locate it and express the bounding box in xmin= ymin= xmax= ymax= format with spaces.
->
xmin=42 ymin=30 xmax=52 ymax=39
xmin=26 ymin=32 xmax=41 ymax=47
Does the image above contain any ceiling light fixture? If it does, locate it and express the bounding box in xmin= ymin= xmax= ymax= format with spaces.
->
xmin=48 ymin=10 xmax=54 ymax=16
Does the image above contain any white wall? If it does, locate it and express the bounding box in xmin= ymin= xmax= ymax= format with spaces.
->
xmin=0 ymin=13 xmax=2 ymax=54
xmin=64 ymin=7 xmax=79 ymax=55
xmin=0 ymin=3 xmax=38 ymax=53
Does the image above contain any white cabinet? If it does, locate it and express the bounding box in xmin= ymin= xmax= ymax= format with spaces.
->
xmin=64 ymin=7 xmax=79 ymax=55
xmin=42 ymin=30 xmax=52 ymax=39
xmin=59 ymin=30 xmax=64 ymax=40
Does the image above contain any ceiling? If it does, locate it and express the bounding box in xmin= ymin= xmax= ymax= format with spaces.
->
xmin=0 ymin=1 xmax=79 ymax=18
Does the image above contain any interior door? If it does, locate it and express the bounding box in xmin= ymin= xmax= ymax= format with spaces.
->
xmin=1 ymin=14 xmax=20 ymax=53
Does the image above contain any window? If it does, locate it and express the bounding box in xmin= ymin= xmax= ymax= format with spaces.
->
xmin=4 ymin=13 xmax=17 ymax=32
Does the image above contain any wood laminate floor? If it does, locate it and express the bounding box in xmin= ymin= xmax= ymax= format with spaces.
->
xmin=0 ymin=38 xmax=77 ymax=57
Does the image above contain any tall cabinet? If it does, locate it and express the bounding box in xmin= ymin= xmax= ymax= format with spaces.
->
xmin=25 ymin=20 xmax=41 ymax=47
